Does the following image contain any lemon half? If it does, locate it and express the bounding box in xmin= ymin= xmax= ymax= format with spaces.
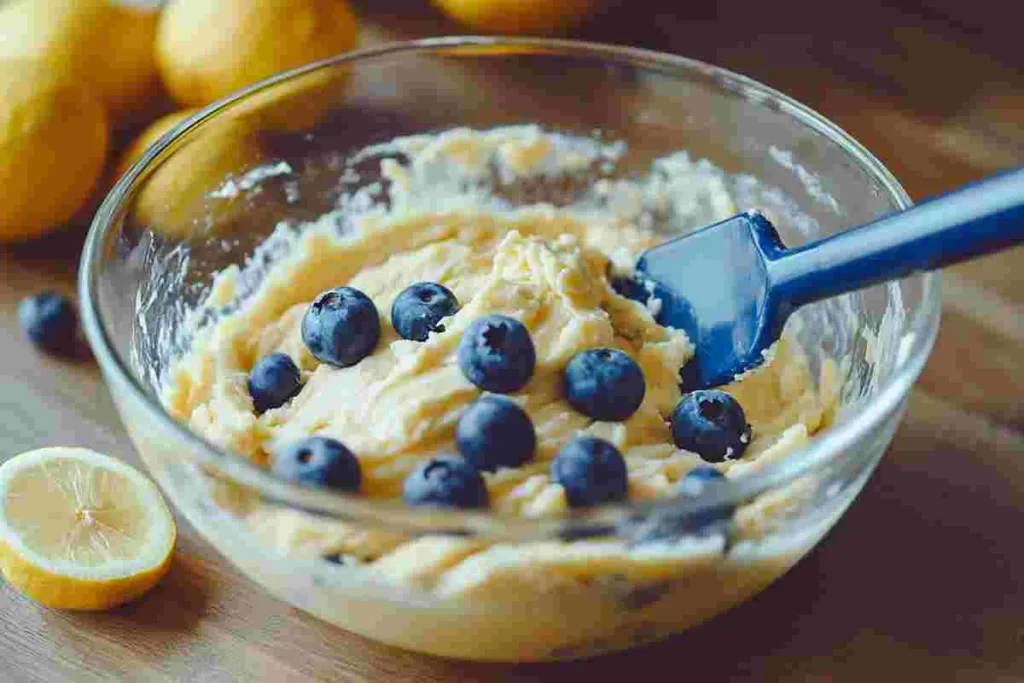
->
xmin=0 ymin=448 xmax=176 ymax=611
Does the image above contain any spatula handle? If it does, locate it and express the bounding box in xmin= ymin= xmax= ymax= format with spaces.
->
xmin=768 ymin=166 xmax=1024 ymax=308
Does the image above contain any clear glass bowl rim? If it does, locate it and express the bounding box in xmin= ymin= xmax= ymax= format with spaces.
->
xmin=79 ymin=36 xmax=942 ymax=541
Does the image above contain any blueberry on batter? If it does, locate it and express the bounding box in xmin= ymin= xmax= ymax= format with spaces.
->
xmin=248 ymin=353 xmax=302 ymax=414
xmin=677 ymin=466 xmax=734 ymax=526
xmin=302 ymin=286 xmax=380 ymax=368
xmin=456 ymin=396 xmax=536 ymax=472
xmin=457 ymin=314 xmax=536 ymax=394
xmin=18 ymin=291 xmax=77 ymax=354
xmin=391 ymin=282 xmax=459 ymax=342
xmin=274 ymin=436 xmax=362 ymax=493
xmin=670 ymin=390 xmax=751 ymax=462
xmin=563 ymin=348 xmax=646 ymax=422
xmin=551 ymin=436 xmax=628 ymax=507
xmin=403 ymin=455 xmax=489 ymax=509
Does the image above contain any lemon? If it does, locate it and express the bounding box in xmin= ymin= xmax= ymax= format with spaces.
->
xmin=431 ymin=0 xmax=597 ymax=34
xmin=114 ymin=108 xmax=197 ymax=181
xmin=132 ymin=115 xmax=268 ymax=239
xmin=0 ymin=0 xmax=162 ymax=123
xmin=156 ymin=0 xmax=359 ymax=109
xmin=0 ymin=447 xmax=176 ymax=611
xmin=0 ymin=59 xmax=110 ymax=242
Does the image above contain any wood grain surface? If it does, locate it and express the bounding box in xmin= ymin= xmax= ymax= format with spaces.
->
xmin=1 ymin=2 xmax=1022 ymax=680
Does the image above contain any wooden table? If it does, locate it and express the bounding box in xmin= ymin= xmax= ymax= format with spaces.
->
xmin=2 ymin=2 xmax=1022 ymax=680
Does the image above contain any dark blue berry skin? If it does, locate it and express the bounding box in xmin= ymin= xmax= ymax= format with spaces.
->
xmin=670 ymin=390 xmax=752 ymax=463
xmin=457 ymin=314 xmax=536 ymax=394
xmin=302 ymin=287 xmax=380 ymax=368
xmin=563 ymin=348 xmax=646 ymax=422
xmin=677 ymin=465 xmax=725 ymax=494
xmin=248 ymin=353 xmax=303 ymax=414
xmin=677 ymin=466 xmax=734 ymax=527
xmin=610 ymin=275 xmax=647 ymax=303
xmin=627 ymin=466 xmax=734 ymax=545
xmin=391 ymin=282 xmax=459 ymax=342
xmin=402 ymin=455 xmax=489 ymax=509
xmin=18 ymin=292 xmax=77 ymax=354
xmin=273 ymin=437 xmax=361 ymax=493
xmin=455 ymin=396 xmax=536 ymax=472
xmin=551 ymin=436 xmax=628 ymax=507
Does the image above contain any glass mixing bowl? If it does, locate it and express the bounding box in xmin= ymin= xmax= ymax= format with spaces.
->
xmin=80 ymin=37 xmax=941 ymax=662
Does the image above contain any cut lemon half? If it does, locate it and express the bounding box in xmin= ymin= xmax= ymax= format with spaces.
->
xmin=0 ymin=447 xmax=176 ymax=610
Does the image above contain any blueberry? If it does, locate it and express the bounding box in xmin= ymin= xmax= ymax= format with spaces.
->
xmin=457 ymin=314 xmax=536 ymax=394
xmin=248 ymin=353 xmax=303 ymax=414
xmin=18 ymin=292 xmax=77 ymax=354
xmin=391 ymin=282 xmax=459 ymax=342
xmin=610 ymin=275 xmax=646 ymax=303
xmin=273 ymin=436 xmax=361 ymax=493
xmin=301 ymin=287 xmax=380 ymax=368
xmin=323 ymin=553 xmax=346 ymax=565
xmin=563 ymin=348 xmax=646 ymax=422
xmin=626 ymin=467 xmax=733 ymax=545
xmin=677 ymin=466 xmax=734 ymax=526
xmin=677 ymin=465 xmax=726 ymax=495
xmin=551 ymin=436 xmax=628 ymax=507
xmin=670 ymin=390 xmax=751 ymax=462
xmin=455 ymin=396 xmax=536 ymax=472
xmin=402 ymin=455 xmax=488 ymax=509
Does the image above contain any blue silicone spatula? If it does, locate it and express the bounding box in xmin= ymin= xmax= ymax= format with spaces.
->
xmin=633 ymin=166 xmax=1024 ymax=390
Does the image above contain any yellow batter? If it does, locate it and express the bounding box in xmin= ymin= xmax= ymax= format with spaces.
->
xmin=163 ymin=126 xmax=838 ymax=599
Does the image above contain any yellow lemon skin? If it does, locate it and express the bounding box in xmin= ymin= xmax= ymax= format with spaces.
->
xmin=131 ymin=117 xmax=268 ymax=239
xmin=0 ymin=59 xmax=109 ymax=242
xmin=0 ymin=538 xmax=174 ymax=611
xmin=0 ymin=0 xmax=162 ymax=122
xmin=0 ymin=447 xmax=176 ymax=611
xmin=114 ymin=109 xmax=197 ymax=182
xmin=431 ymin=0 xmax=598 ymax=34
xmin=156 ymin=0 xmax=359 ymax=108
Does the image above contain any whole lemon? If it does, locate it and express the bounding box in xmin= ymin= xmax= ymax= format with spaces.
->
xmin=156 ymin=0 xmax=359 ymax=109
xmin=114 ymin=109 xmax=197 ymax=181
xmin=0 ymin=0 xmax=162 ymax=123
xmin=0 ymin=59 xmax=109 ymax=242
xmin=431 ymin=0 xmax=598 ymax=33
xmin=130 ymin=115 xmax=269 ymax=239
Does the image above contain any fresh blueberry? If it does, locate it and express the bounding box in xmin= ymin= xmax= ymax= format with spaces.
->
xmin=273 ymin=436 xmax=361 ymax=493
xmin=391 ymin=282 xmax=459 ymax=342
xmin=18 ymin=292 xmax=77 ymax=354
xmin=563 ymin=348 xmax=646 ymax=422
xmin=626 ymin=467 xmax=733 ymax=545
xmin=248 ymin=353 xmax=303 ymax=414
xmin=301 ymin=287 xmax=380 ymax=368
xmin=677 ymin=465 xmax=726 ymax=495
xmin=457 ymin=314 xmax=536 ymax=394
xmin=402 ymin=455 xmax=488 ymax=509
xmin=323 ymin=553 xmax=346 ymax=565
xmin=551 ymin=436 xmax=628 ymax=507
xmin=455 ymin=396 xmax=536 ymax=472
xmin=670 ymin=390 xmax=752 ymax=462
xmin=610 ymin=275 xmax=646 ymax=303
xmin=677 ymin=466 xmax=734 ymax=526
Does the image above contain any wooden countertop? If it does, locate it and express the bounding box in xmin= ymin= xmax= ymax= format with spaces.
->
xmin=1 ymin=2 xmax=1021 ymax=680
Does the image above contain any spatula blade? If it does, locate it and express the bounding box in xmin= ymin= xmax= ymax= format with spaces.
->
xmin=633 ymin=210 xmax=789 ymax=390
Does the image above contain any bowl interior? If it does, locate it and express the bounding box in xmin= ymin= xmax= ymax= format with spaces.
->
xmin=85 ymin=38 xmax=933 ymax=528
